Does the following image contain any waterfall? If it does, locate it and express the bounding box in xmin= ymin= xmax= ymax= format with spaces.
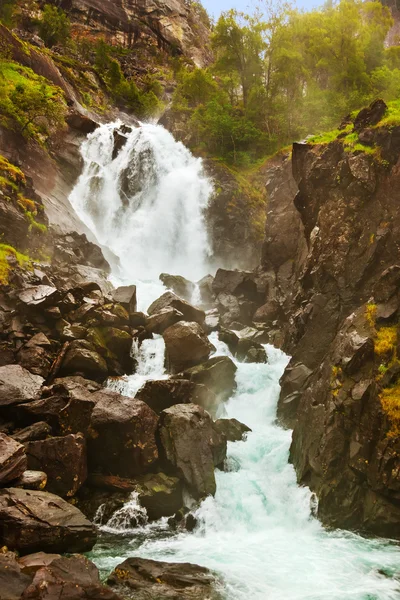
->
xmin=69 ymin=121 xmax=212 ymax=309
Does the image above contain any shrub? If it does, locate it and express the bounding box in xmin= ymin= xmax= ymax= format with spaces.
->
xmin=374 ymin=326 xmax=398 ymax=356
xmin=38 ymin=5 xmax=71 ymax=48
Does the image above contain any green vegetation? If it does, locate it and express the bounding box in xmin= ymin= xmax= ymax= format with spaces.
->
xmin=38 ymin=5 xmax=71 ymax=48
xmin=380 ymin=384 xmax=400 ymax=438
xmin=0 ymin=60 xmax=67 ymax=140
xmin=374 ymin=326 xmax=397 ymax=357
xmin=0 ymin=243 xmax=32 ymax=285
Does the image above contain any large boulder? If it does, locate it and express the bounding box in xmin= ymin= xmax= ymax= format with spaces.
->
xmin=214 ymin=418 xmax=251 ymax=442
xmin=158 ymin=404 xmax=226 ymax=499
xmin=180 ymin=355 xmax=237 ymax=402
xmin=137 ymin=379 xmax=217 ymax=415
xmin=236 ymin=338 xmax=267 ymax=363
xmin=11 ymin=422 xmax=52 ymax=444
xmin=133 ymin=472 xmax=183 ymax=520
xmin=148 ymin=291 xmax=205 ymax=325
xmin=212 ymin=268 xmax=259 ymax=301
xmin=0 ymin=365 xmax=44 ymax=408
xmin=25 ymin=433 xmax=87 ymax=498
xmin=146 ymin=307 xmax=184 ymax=334
xmin=17 ymin=333 xmax=53 ymax=379
xmin=107 ymin=557 xmax=221 ymax=600
xmin=88 ymin=392 xmax=159 ymax=478
xmin=86 ymin=326 xmax=134 ymax=374
xmin=18 ymin=285 xmax=59 ymax=307
xmin=0 ymin=433 xmax=27 ymax=484
xmin=163 ymin=321 xmax=215 ymax=374
xmin=197 ymin=274 xmax=215 ymax=307
xmin=0 ymin=487 xmax=97 ymax=554
xmin=159 ymin=274 xmax=195 ymax=301
xmin=20 ymin=554 xmax=121 ymax=599
xmin=111 ymin=285 xmax=137 ymax=314
xmin=0 ymin=551 xmax=32 ymax=600
xmin=59 ymin=340 xmax=108 ymax=382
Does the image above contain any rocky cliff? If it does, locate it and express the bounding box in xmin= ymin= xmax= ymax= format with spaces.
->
xmin=262 ymin=100 xmax=400 ymax=537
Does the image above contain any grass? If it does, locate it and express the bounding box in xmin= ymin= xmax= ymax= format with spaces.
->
xmin=375 ymin=99 xmax=400 ymax=128
xmin=0 ymin=243 xmax=32 ymax=285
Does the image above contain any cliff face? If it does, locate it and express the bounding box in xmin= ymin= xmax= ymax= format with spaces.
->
xmin=265 ymin=102 xmax=400 ymax=536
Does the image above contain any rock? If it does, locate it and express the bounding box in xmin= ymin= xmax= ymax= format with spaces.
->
xmin=216 ymin=292 xmax=241 ymax=327
xmin=134 ymin=472 xmax=183 ymax=520
xmin=218 ymin=328 xmax=239 ymax=354
xmin=60 ymin=340 xmax=108 ymax=382
xmin=0 ymin=551 xmax=32 ymax=600
xmin=129 ymin=311 xmax=147 ymax=327
xmin=214 ymin=418 xmax=251 ymax=442
xmin=158 ymin=403 xmax=226 ymax=499
xmin=88 ymin=392 xmax=158 ymax=478
xmin=236 ymin=338 xmax=267 ymax=363
xmin=0 ymin=433 xmax=27 ymax=483
xmin=148 ymin=291 xmax=205 ymax=325
xmin=18 ymin=551 xmax=61 ymax=576
xmin=146 ymin=307 xmax=184 ymax=334
xmin=17 ymin=334 xmax=53 ymax=379
xmin=197 ymin=274 xmax=215 ymax=307
xmin=14 ymin=470 xmax=47 ymax=491
xmin=180 ymin=355 xmax=237 ymax=402
xmin=212 ymin=268 xmax=259 ymax=301
xmin=25 ymin=433 xmax=87 ymax=497
xmin=253 ymin=299 xmax=282 ymax=324
xmin=111 ymin=285 xmax=137 ymax=314
xmin=21 ymin=554 xmax=121 ymax=599
xmin=205 ymin=310 xmax=220 ymax=332
xmin=18 ymin=286 xmax=59 ymax=307
xmin=11 ymin=422 xmax=52 ymax=444
xmin=163 ymin=321 xmax=215 ymax=373
xmin=354 ymin=98 xmax=387 ymax=132
xmin=86 ymin=326 xmax=133 ymax=374
xmin=0 ymin=365 xmax=44 ymax=408
xmin=107 ymin=557 xmax=220 ymax=600
xmin=137 ymin=379 xmax=217 ymax=415
xmin=0 ymin=487 xmax=97 ymax=554
xmin=160 ymin=273 xmax=195 ymax=301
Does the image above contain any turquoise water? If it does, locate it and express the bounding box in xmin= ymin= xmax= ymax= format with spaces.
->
xmin=90 ymin=340 xmax=400 ymax=599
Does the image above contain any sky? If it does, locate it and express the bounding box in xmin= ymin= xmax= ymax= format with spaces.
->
xmin=201 ymin=0 xmax=322 ymax=19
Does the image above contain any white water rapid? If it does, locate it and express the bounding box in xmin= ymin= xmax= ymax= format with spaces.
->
xmin=69 ymin=122 xmax=400 ymax=599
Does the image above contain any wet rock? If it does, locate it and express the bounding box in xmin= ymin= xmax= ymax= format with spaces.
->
xmin=253 ymin=299 xmax=282 ymax=324
xmin=353 ymin=98 xmax=387 ymax=132
xmin=146 ymin=307 xmax=184 ymax=334
xmin=137 ymin=378 xmax=217 ymax=415
xmin=236 ymin=338 xmax=267 ymax=363
xmin=0 ymin=365 xmax=44 ymax=408
xmin=86 ymin=326 xmax=133 ymax=374
xmin=18 ymin=286 xmax=59 ymax=307
xmin=0 ymin=433 xmax=27 ymax=483
xmin=180 ymin=355 xmax=237 ymax=402
xmin=214 ymin=418 xmax=251 ymax=442
xmin=163 ymin=321 xmax=215 ymax=374
xmin=0 ymin=550 xmax=32 ymax=600
xmin=14 ymin=470 xmax=47 ymax=491
xmin=212 ymin=268 xmax=259 ymax=301
xmin=107 ymin=557 xmax=220 ymax=600
xmin=129 ymin=311 xmax=147 ymax=328
xmin=57 ymin=321 xmax=87 ymax=342
xmin=18 ymin=551 xmax=61 ymax=576
xmin=111 ymin=285 xmax=137 ymax=314
xmin=134 ymin=472 xmax=183 ymax=520
xmin=0 ymin=487 xmax=97 ymax=554
xmin=25 ymin=433 xmax=87 ymax=498
xmin=198 ymin=274 xmax=215 ymax=307
xmin=205 ymin=309 xmax=220 ymax=332
xmin=159 ymin=403 xmax=226 ymax=498
xmin=88 ymin=392 xmax=158 ymax=478
xmin=11 ymin=422 xmax=52 ymax=444
xmin=148 ymin=291 xmax=205 ymax=325
xmin=22 ymin=554 xmax=121 ymax=599
xmin=160 ymin=273 xmax=195 ymax=301
xmin=216 ymin=292 xmax=241 ymax=327
xmin=17 ymin=334 xmax=53 ymax=379
xmin=59 ymin=340 xmax=108 ymax=382
xmin=218 ymin=328 xmax=239 ymax=354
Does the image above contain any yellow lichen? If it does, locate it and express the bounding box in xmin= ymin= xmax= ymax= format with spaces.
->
xmin=365 ymin=303 xmax=377 ymax=328
xmin=0 ymin=244 xmax=32 ymax=285
xmin=374 ymin=326 xmax=398 ymax=357
xmin=380 ymin=385 xmax=400 ymax=438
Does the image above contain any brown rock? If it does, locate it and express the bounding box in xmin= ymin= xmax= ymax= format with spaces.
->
xmin=214 ymin=418 xmax=251 ymax=442
xmin=14 ymin=470 xmax=47 ymax=491
xmin=60 ymin=340 xmax=108 ymax=382
xmin=159 ymin=273 xmax=195 ymax=301
xmin=146 ymin=307 xmax=184 ymax=334
xmin=180 ymin=355 xmax=237 ymax=402
xmin=0 ymin=433 xmax=27 ymax=484
xmin=137 ymin=378 xmax=217 ymax=415
xmin=0 ymin=365 xmax=44 ymax=408
xmin=148 ymin=291 xmax=205 ymax=325
xmin=11 ymin=422 xmax=52 ymax=444
xmin=163 ymin=321 xmax=215 ymax=373
xmin=0 ymin=551 xmax=32 ymax=600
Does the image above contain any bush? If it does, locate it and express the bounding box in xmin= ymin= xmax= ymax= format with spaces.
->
xmin=38 ymin=5 xmax=71 ymax=48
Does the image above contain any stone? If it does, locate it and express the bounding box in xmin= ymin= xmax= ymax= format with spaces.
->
xmin=18 ymin=551 xmax=61 ymax=576
xmin=21 ymin=554 xmax=121 ymax=599
xmin=137 ymin=378 xmax=217 ymax=415
xmin=236 ymin=338 xmax=267 ymax=363
xmin=17 ymin=334 xmax=53 ymax=378
xmin=205 ymin=310 xmax=220 ymax=332
xmin=216 ymin=292 xmax=241 ymax=326
xmin=0 ymin=551 xmax=32 ymax=600
xmin=14 ymin=470 xmax=47 ymax=491
xmin=148 ymin=291 xmax=205 ymax=325
xmin=159 ymin=403 xmax=226 ymax=499
xmin=59 ymin=340 xmax=108 ymax=382
xmin=163 ymin=321 xmax=215 ymax=373
xmin=253 ymin=299 xmax=282 ymax=324
xmin=218 ymin=328 xmax=239 ymax=354
xmin=129 ymin=311 xmax=147 ymax=327
xmin=181 ymin=355 xmax=237 ymax=402
xmin=18 ymin=285 xmax=59 ymax=307
xmin=160 ymin=273 xmax=195 ymax=301
xmin=146 ymin=307 xmax=184 ymax=334
xmin=0 ymin=433 xmax=27 ymax=483
xmin=86 ymin=326 xmax=133 ymax=374
xmin=111 ymin=285 xmax=137 ymax=313
xmin=26 ymin=433 xmax=87 ymax=498
xmin=354 ymin=98 xmax=387 ymax=132
xmin=214 ymin=418 xmax=251 ymax=442
xmin=197 ymin=274 xmax=215 ymax=307
xmin=88 ymin=391 xmax=159 ymax=478
xmin=11 ymin=422 xmax=52 ymax=444
xmin=107 ymin=557 xmax=220 ymax=600
xmin=0 ymin=487 xmax=97 ymax=554
xmin=212 ymin=268 xmax=259 ymax=301
xmin=134 ymin=472 xmax=183 ymax=520
xmin=0 ymin=365 xmax=44 ymax=407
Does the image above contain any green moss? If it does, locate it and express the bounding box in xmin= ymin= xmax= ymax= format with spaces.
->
xmin=25 ymin=211 xmax=47 ymax=234
xmin=365 ymin=303 xmax=377 ymax=328
xmin=380 ymin=383 xmax=400 ymax=438
xmin=0 ymin=243 xmax=32 ymax=285
xmin=374 ymin=326 xmax=398 ymax=357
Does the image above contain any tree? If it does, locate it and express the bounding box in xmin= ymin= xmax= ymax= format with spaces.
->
xmin=9 ymin=81 xmax=66 ymax=136
xmin=38 ymin=5 xmax=71 ymax=48
xmin=0 ymin=1 xmax=16 ymax=27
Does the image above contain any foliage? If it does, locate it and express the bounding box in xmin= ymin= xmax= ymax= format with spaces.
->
xmin=380 ymin=384 xmax=400 ymax=438
xmin=374 ymin=326 xmax=398 ymax=357
xmin=0 ymin=60 xmax=67 ymax=140
xmin=38 ymin=5 xmax=71 ymax=48
xmin=0 ymin=243 xmax=31 ymax=285
xmin=0 ymin=1 xmax=16 ymax=27
xmin=365 ymin=303 xmax=377 ymax=328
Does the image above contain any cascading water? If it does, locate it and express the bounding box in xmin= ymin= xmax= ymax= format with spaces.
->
xmin=70 ymin=122 xmax=400 ymax=599
xmin=69 ymin=121 xmax=213 ymax=310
